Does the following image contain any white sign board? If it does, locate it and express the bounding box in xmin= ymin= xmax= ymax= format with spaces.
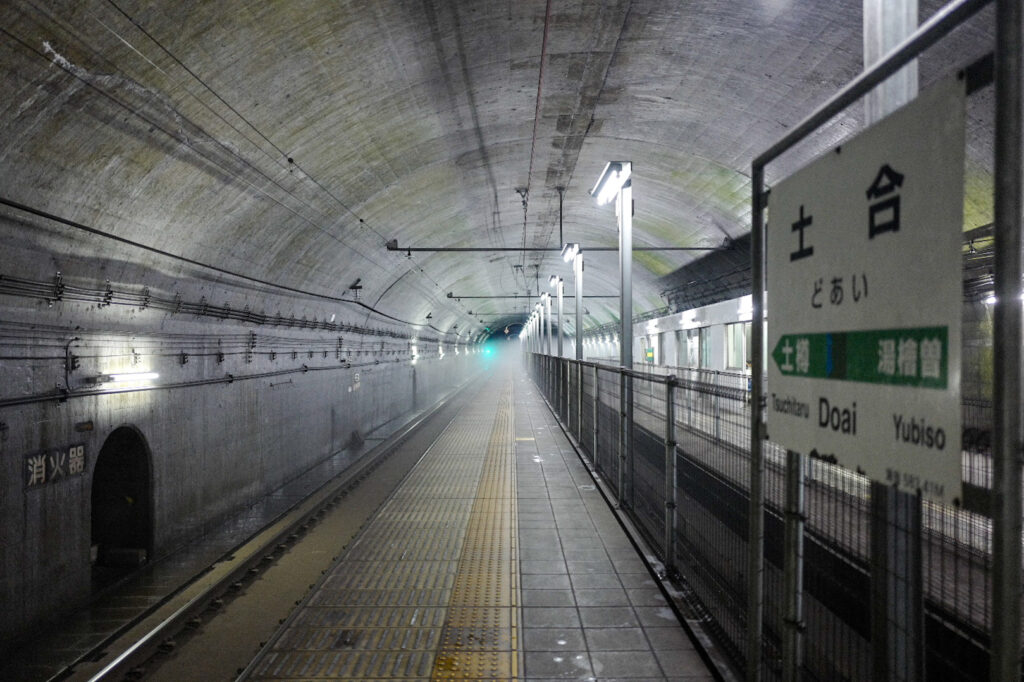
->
xmin=767 ymin=75 xmax=965 ymax=502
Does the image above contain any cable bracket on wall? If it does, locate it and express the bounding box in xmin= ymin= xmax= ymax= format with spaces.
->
xmin=48 ymin=272 xmax=64 ymax=307
xmin=99 ymin=280 xmax=113 ymax=308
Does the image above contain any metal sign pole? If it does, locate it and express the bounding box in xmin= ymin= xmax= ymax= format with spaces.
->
xmin=576 ymin=253 xmax=584 ymax=442
xmin=545 ymin=294 xmax=553 ymax=356
xmin=618 ymin=369 xmax=627 ymax=503
xmin=557 ymin=280 xmax=564 ymax=357
xmin=664 ymin=377 xmax=678 ymax=576
xmin=556 ymin=281 xmax=565 ymax=416
xmin=862 ymin=6 xmax=924 ymax=679
xmin=593 ymin=363 xmax=600 ymax=463
xmin=782 ymin=449 xmax=806 ymax=682
xmin=575 ymin=253 xmax=584 ymax=361
xmin=991 ymin=0 xmax=1023 ymax=678
xmin=619 ymin=178 xmax=634 ymax=508
xmin=747 ymin=164 xmax=767 ymax=682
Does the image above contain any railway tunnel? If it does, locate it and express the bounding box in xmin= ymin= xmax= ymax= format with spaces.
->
xmin=0 ymin=1 xmax=1019 ymax=680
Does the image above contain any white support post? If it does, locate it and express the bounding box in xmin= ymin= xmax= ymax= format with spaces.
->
xmin=863 ymin=4 xmax=923 ymax=681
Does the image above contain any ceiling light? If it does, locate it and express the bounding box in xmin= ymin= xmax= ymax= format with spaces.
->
xmin=590 ymin=162 xmax=631 ymax=206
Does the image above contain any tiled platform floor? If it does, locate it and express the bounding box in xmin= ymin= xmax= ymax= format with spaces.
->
xmin=245 ymin=361 xmax=714 ymax=680
xmin=512 ymin=369 xmax=713 ymax=681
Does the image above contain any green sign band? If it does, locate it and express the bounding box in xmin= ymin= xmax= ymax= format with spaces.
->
xmin=772 ymin=326 xmax=947 ymax=389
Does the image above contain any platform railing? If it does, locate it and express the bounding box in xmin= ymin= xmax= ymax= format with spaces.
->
xmin=528 ymin=351 xmax=1005 ymax=681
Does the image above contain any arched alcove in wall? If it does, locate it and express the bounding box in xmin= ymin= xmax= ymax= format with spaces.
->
xmin=90 ymin=426 xmax=152 ymax=584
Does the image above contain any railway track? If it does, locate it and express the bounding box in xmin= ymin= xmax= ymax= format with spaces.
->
xmin=56 ymin=380 xmax=483 ymax=682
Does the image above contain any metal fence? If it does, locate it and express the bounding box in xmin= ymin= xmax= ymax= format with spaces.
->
xmin=528 ymin=353 xmax=1006 ymax=681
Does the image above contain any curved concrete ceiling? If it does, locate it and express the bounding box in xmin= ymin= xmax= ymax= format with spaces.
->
xmin=0 ymin=1 xmax=995 ymax=340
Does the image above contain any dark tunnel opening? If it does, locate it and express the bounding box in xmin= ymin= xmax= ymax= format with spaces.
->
xmin=91 ymin=426 xmax=153 ymax=588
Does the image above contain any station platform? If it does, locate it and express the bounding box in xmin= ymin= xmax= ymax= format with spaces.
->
xmin=241 ymin=366 xmax=714 ymax=680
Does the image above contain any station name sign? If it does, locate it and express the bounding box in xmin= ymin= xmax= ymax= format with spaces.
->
xmin=767 ymin=75 xmax=965 ymax=502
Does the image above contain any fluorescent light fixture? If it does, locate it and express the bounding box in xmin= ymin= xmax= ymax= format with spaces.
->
xmin=590 ymin=161 xmax=632 ymax=206
xmin=549 ymin=275 xmax=561 ymax=287
xmin=108 ymin=372 xmax=159 ymax=382
xmin=561 ymin=243 xmax=579 ymax=262
xmin=88 ymin=371 xmax=160 ymax=386
xmin=541 ymin=293 xmax=550 ymax=303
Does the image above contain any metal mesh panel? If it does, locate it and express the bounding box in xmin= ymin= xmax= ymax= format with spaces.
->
xmin=580 ymin=365 xmax=597 ymax=461
xmin=566 ymin=362 xmax=577 ymax=436
xmin=921 ymin=499 xmax=992 ymax=680
xmin=670 ymin=371 xmax=756 ymax=674
xmin=558 ymin=358 xmax=570 ymax=423
xmin=628 ymin=373 xmax=668 ymax=556
xmin=528 ymin=354 xmax=1005 ymax=681
xmin=595 ymin=366 xmax=620 ymax=498
xmin=799 ymin=457 xmax=872 ymax=681
xmin=675 ymin=443 xmax=750 ymax=669
xmin=543 ymin=356 xmax=554 ymax=403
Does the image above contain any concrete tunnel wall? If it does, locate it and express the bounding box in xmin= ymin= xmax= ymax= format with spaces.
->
xmin=0 ymin=216 xmax=480 ymax=643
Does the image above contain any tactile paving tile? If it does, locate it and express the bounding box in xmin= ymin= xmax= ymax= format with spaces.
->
xmin=342 ymin=529 xmax=465 ymax=561
xmin=275 ymin=625 xmax=443 ymax=652
xmin=251 ymin=649 xmax=437 ymax=679
xmin=432 ymin=390 xmax=519 ymax=679
xmin=321 ymin=561 xmax=458 ymax=591
xmin=289 ymin=606 xmax=448 ymax=629
xmin=307 ymin=588 xmax=451 ymax=607
xmin=247 ymin=380 xmax=519 ymax=680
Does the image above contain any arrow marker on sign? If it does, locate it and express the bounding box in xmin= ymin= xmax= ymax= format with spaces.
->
xmin=772 ymin=326 xmax=948 ymax=389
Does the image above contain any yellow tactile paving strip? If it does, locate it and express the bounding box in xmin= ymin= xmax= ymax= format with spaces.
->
xmin=432 ymin=386 xmax=518 ymax=679
xmin=247 ymin=380 xmax=518 ymax=680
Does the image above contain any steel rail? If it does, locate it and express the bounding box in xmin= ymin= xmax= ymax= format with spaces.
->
xmin=80 ymin=382 xmax=466 ymax=682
